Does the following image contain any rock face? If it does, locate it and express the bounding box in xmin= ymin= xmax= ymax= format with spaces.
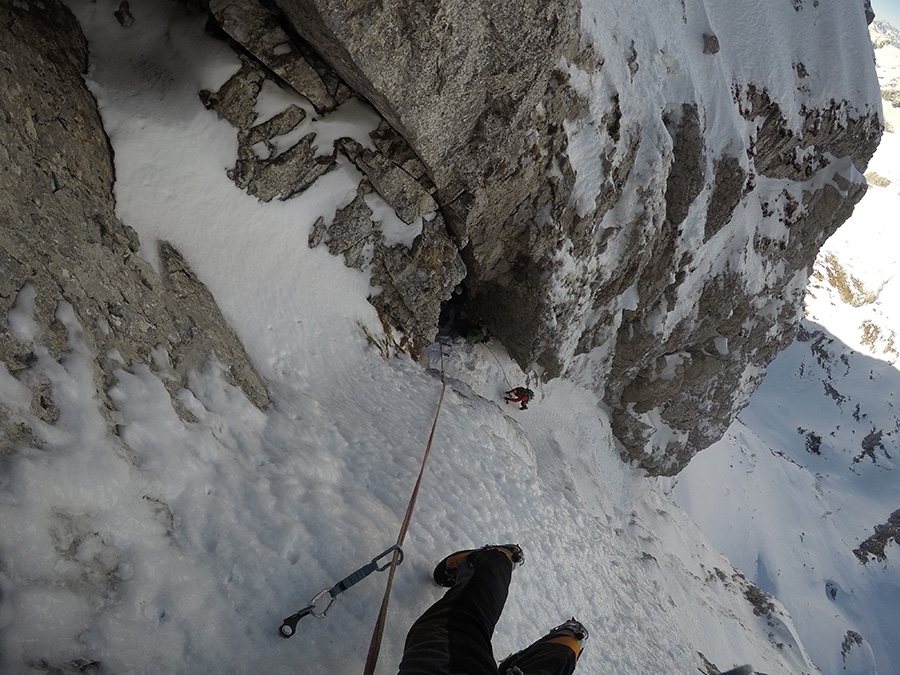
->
xmin=206 ymin=0 xmax=881 ymax=474
xmin=204 ymin=0 xmax=467 ymax=353
xmin=0 ymin=0 xmax=269 ymax=452
xmin=254 ymin=0 xmax=586 ymax=371
xmin=854 ymin=509 xmax=900 ymax=563
xmin=3 ymin=0 xmax=882 ymax=475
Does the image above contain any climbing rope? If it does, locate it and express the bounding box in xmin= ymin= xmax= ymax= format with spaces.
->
xmin=362 ymin=342 xmax=449 ymax=675
xmin=484 ymin=342 xmax=513 ymax=389
xmin=279 ymin=343 xmax=448 ymax=653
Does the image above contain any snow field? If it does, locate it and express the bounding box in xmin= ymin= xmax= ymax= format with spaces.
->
xmin=1 ymin=306 xmax=806 ymax=673
xmin=2 ymin=0 xmax=886 ymax=673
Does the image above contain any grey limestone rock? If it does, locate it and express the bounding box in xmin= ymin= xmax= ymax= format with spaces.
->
xmin=7 ymin=0 xmax=883 ymax=476
xmin=337 ymin=137 xmax=438 ymax=225
xmin=702 ymin=33 xmax=720 ymax=55
xmin=212 ymin=0 xmax=882 ymax=474
xmin=209 ymin=0 xmax=337 ymax=113
xmin=1 ymin=0 xmax=269 ymax=453
xmin=308 ymin=180 xmax=465 ymax=352
xmin=198 ymin=13 xmax=466 ymax=355
xmin=199 ymin=54 xmax=339 ymax=202
xmin=664 ymin=104 xmax=706 ymax=227
xmin=853 ymin=509 xmax=900 ymax=563
xmin=310 ymin=187 xmax=378 ymax=271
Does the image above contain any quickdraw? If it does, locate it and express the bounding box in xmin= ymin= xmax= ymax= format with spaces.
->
xmin=279 ymin=545 xmax=403 ymax=638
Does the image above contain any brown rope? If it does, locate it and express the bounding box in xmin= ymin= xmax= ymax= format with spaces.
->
xmin=362 ymin=346 xmax=448 ymax=675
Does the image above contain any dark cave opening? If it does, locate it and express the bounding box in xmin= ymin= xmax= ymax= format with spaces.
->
xmin=437 ymin=284 xmax=491 ymax=344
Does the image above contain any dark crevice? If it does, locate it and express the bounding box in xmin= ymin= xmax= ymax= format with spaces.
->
xmin=437 ymin=283 xmax=490 ymax=344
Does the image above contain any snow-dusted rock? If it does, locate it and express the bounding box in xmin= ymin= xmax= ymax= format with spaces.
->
xmin=0 ymin=0 xmax=883 ymax=477
xmin=215 ymin=0 xmax=882 ymax=473
xmin=0 ymin=0 xmax=269 ymax=453
xmin=3 ymin=1 xmax=889 ymax=672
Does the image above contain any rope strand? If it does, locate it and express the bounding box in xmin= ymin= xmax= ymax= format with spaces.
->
xmin=362 ymin=345 xmax=448 ymax=675
xmin=485 ymin=343 xmax=512 ymax=389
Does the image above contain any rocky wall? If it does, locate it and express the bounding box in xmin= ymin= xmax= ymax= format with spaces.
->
xmin=201 ymin=0 xmax=882 ymax=474
xmin=0 ymin=0 xmax=269 ymax=454
xmin=11 ymin=0 xmax=875 ymax=475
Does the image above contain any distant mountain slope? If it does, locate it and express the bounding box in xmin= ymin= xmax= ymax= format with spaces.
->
xmin=676 ymin=94 xmax=900 ymax=675
xmin=871 ymin=22 xmax=900 ymax=132
xmin=871 ymin=19 xmax=900 ymax=49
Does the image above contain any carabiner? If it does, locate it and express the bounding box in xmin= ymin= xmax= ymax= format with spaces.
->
xmin=307 ymin=587 xmax=337 ymax=619
xmin=278 ymin=588 xmax=334 ymax=637
xmin=372 ymin=544 xmax=403 ymax=572
xmin=279 ymin=545 xmax=403 ymax=638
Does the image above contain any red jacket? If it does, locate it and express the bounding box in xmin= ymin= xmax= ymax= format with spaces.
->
xmin=506 ymin=388 xmax=530 ymax=402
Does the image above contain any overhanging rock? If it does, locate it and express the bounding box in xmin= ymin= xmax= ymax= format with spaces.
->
xmin=210 ymin=0 xmax=882 ymax=474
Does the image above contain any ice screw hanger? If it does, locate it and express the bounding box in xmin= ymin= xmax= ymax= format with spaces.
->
xmin=279 ymin=545 xmax=403 ymax=638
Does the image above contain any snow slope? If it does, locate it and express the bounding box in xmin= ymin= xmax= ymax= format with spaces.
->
xmin=0 ymin=1 xmax=884 ymax=674
xmin=676 ymin=53 xmax=900 ymax=675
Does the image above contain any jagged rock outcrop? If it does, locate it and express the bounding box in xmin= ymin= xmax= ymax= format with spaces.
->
xmin=854 ymin=509 xmax=900 ymax=563
xmin=204 ymin=0 xmax=882 ymax=474
xmin=0 ymin=0 xmax=269 ymax=452
xmin=202 ymin=0 xmax=466 ymax=353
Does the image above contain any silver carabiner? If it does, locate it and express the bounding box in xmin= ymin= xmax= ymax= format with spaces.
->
xmin=372 ymin=545 xmax=403 ymax=572
xmin=307 ymin=587 xmax=337 ymax=619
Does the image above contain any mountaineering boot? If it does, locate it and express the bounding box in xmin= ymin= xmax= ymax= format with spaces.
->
xmin=432 ymin=544 xmax=525 ymax=587
xmin=548 ymin=618 xmax=589 ymax=642
xmin=497 ymin=617 xmax=589 ymax=674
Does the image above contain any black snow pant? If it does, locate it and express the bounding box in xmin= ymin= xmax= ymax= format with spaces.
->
xmin=397 ymin=549 xmax=578 ymax=675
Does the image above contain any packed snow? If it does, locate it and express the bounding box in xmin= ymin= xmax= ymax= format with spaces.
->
xmin=0 ymin=1 xmax=892 ymax=674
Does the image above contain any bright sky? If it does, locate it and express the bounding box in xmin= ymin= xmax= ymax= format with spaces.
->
xmin=873 ymin=0 xmax=900 ymax=28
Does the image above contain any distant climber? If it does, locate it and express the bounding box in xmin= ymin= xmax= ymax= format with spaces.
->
xmin=466 ymin=319 xmax=491 ymax=344
xmin=505 ymin=387 xmax=534 ymax=410
xmin=398 ymin=544 xmax=588 ymax=675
